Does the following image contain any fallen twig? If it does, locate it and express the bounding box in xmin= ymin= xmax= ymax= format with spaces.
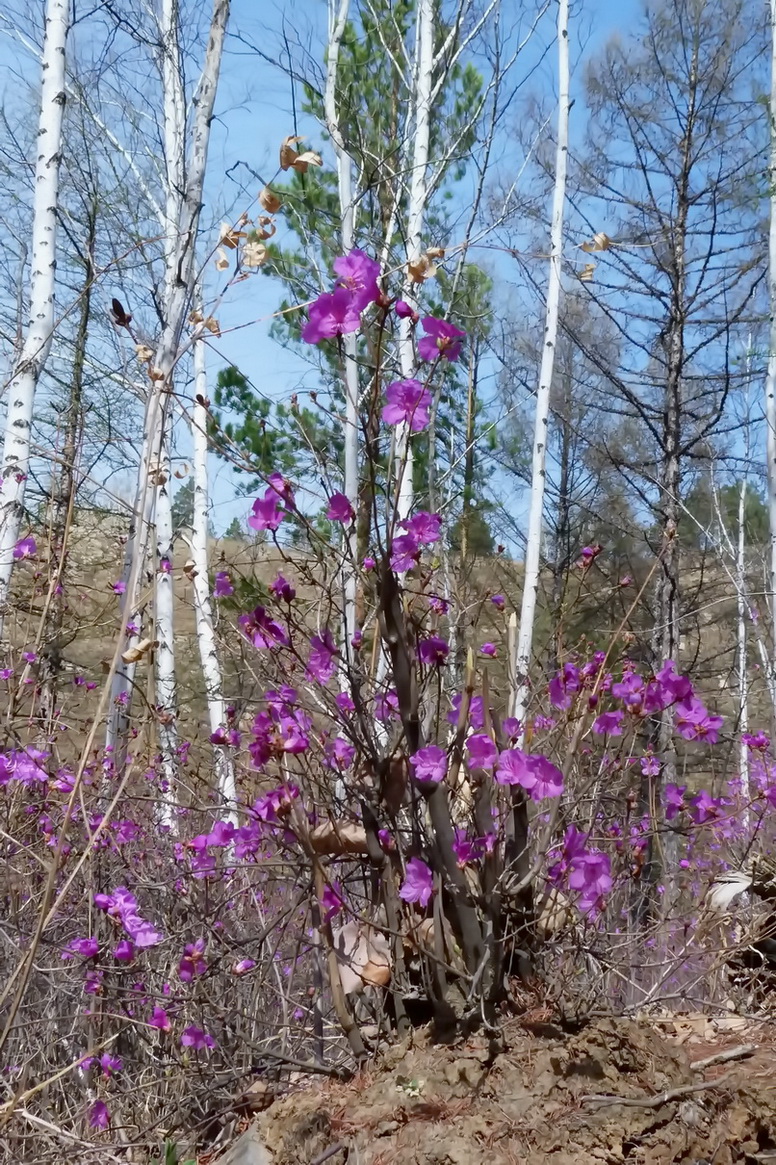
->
xmin=690 ymin=1044 xmax=756 ymax=1072
xmin=580 ymin=1069 xmax=737 ymax=1108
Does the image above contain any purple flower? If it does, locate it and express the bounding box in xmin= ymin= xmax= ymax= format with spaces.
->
xmin=270 ymin=573 xmax=296 ymax=602
xmin=382 ymin=379 xmax=431 ymax=432
xmin=179 ymin=938 xmax=207 ymax=982
xmin=395 ymin=299 xmax=417 ymax=321
xmin=114 ymin=940 xmax=135 ymax=963
xmin=233 ymin=958 xmax=256 ymax=975
xmin=418 ymin=635 xmax=449 ymax=666
xmin=592 ymin=710 xmax=624 ymax=736
xmin=302 ymin=287 xmax=362 ymax=343
xmin=12 ymin=535 xmax=36 ymax=559
xmin=325 ymin=736 xmax=356 ymax=770
xmin=640 ymin=754 xmax=660 ymax=777
xmin=549 ymin=663 xmax=581 ymax=710
xmin=417 ymin=316 xmax=465 ymax=362
xmin=112 ymin=579 xmax=126 ymax=595
xmin=336 ymin=691 xmax=355 ymax=713
xmin=664 ymin=782 xmax=686 ymax=821
xmin=480 ymin=642 xmax=497 ymax=657
xmin=100 ymin=1053 xmax=122 ymax=1076
xmin=375 ymin=690 xmax=399 ymax=721
xmin=410 ymin=745 xmax=448 ymax=784
xmin=214 ymin=571 xmax=233 ymax=597
xmin=569 ymin=850 xmax=613 ymax=916
xmin=447 ymin=693 xmax=485 ymax=729
xmin=238 ymin=605 xmax=289 ymax=650
xmin=63 ymin=937 xmax=99 ymax=960
xmin=400 ymin=511 xmax=441 ymax=545
xmin=690 ymin=789 xmax=721 ymax=825
xmin=495 ymin=749 xmax=564 ymax=800
xmin=149 ymin=1005 xmax=171 ymax=1031
xmin=466 ymin=733 xmax=498 ymax=770
xmin=321 ymin=881 xmax=344 ymax=921
xmin=399 ymin=857 xmax=433 ymax=907
xmin=675 ymin=697 xmax=723 ymax=744
xmin=333 ymin=249 xmax=380 ymax=310
xmin=363 ymin=556 xmax=376 ymax=571
xmin=307 ymin=629 xmax=338 ymax=683
xmin=89 ymin=1100 xmax=110 ymax=1129
xmin=428 ymin=594 xmax=450 ymax=614
xmin=326 ymin=491 xmax=355 ymax=523
xmin=248 ymin=491 xmax=283 ymax=533
xmin=390 ymin=532 xmax=420 ymax=573
xmin=491 ymin=594 xmax=505 ymax=610
xmin=502 ymin=717 xmax=521 ymax=740
xmin=743 ymin=731 xmax=770 ymax=750
xmin=181 ymin=1026 xmax=216 ymax=1051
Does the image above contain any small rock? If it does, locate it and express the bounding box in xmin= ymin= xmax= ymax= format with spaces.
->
xmin=216 ymin=1123 xmax=274 ymax=1165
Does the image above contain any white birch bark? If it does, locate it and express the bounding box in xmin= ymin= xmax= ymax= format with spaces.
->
xmin=737 ymin=469 xmax=749 ymax=811
xmin=395 ymin=0 xmax=434 ymax=522
xmin=107 ymin=0 xmax=230 ymax=776
xmin=324 ymin=0 xmax=359 ymax=653
xmin=0 ymin=0 xmax=69 ymax=639
xmin=767 ymin=0 xmax=776 ymax=707
xmin=191 ymin=322 xmax=236 ymax=815
xmin=510 ymin=0 xmax=569 ymax=722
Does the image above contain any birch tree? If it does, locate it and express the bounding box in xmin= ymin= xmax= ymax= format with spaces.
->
xmin=107 ymin=0 xmax=230 ymax=794
xmin=0 ymin=0 xmax=69 ymax=641
xmin=510 ymin=0 xmax=569 ymax=722
xmin=766 ymin=0 xmax=776 ymax=703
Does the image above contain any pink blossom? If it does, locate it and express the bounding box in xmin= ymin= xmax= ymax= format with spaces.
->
xmin=465 ymin=733 xmax=498 ymax=770
xmin=233 ymin=958 xmax=256 ymax=975
xmin=390 ymin=532 xmax=420 ymax=573
xmin=418 ymin=635 xmax=449 ymax=666
xmin=112 ymin=579 xmax=126 ymax=594
xmin=382 ymin=379 xmax=431 ymax=432
xmin=302 ymin=287 xmax=362 ymax=343
xmin=306 ymin=629 xmax=338 ymax=683
xmin=63 ymin=937 xmax=99 ymax=960
xmin=248 ymin=492 xmax=283 ymax=533
xmin=333 ymin=248 xmax=380 ymax=310
xmin=12 ymin=535 xmax=36 ymax=559
xmin=495 ymin=749 xmax=564 ymax=800
xmin=89 ymin=1100 xmax=110 ymax=1129
xmin=114 ymin=940 xmax=135 ymax=962
xmin=592 ymin=710 xmax=624 ymax=736
xmin=269 ymin=573 xmax=296 ymax=602
xmin=214 ymin=571 xmax=233 ymax=597
xmin=326 ymin=491 xmax=355 ymax=523
xmin=149 ymin=1005 xmax=171 ymax=1031
xmin=410 ymin=745 xmax=448 ymax=784
xmin=399 ymin=857 xmax=433 ymax=907
xmin=181 ymin=1026 xmax=216 ymax=1051
xmin=480 ymin=642 xmax=497 ymax=657
xmin=491 ymin=594 xmax=505 ymax=609
xmin=417 ymin=316 xmax=465 ymax=362
xmin=400 ymin=511 xmax=441 ymax=545
xmin=395 ymin=299 xmax=417 ymax=321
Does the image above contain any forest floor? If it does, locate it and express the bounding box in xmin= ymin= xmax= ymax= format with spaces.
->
xmin=210 ymin=1012 xmax=776 ymax=1165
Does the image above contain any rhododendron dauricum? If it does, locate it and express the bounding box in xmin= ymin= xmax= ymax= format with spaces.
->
xmin=302 ymin=249 xmax=380 ymax=343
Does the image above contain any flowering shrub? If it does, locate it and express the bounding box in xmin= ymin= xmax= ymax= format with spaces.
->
xmin=0 ymin=240 xmax=769 ymax=1157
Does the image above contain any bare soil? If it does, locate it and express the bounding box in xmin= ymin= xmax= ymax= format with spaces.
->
xmin=234 ymin=1015 xmax=776 ymax=1165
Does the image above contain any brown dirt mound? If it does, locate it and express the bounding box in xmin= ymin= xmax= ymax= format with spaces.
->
xmin=244 ymin=1017 xmax=776 ymax=1165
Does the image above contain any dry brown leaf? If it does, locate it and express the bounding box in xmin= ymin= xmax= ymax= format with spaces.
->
xmin=189 ymin=309 xmax=204 ymax=325
xmin=121 ymin=637 xmax=157 ymax=664
xmin=183 ymin=558 xmax=197 ymax=580
xmin=333 ymin=922 xmax=391 ymax=995
xmin=203 ymin=316 xmax=221 ymax=336
xmin=259 ymin=186 xmax=282 ymax=213
xmin=279 ymin=135 xmax=322 ymax=173
xmin=148 ymin=366 xmax=165 ymax=382
xmin=255 ymin=216 xmax=276 ymax=241
xmin=407 ymin=249 xmax=443 ymax=283
xmin=579 ymin=262 xmax=596 ymax=283
xmin=242 ymin=240 xmax=268 ymax=268
xmin=173 ymin=463 xmax=190 ymax=479
xmin=219 ymin=221 xmax=246 ymax=250
xmin=310 ymin=821 xmax=369 ymax=855
xmin=581 ymin=231 xmax=612 ymax=253
xmin=135 ymin=344 xmax=154 ymax=363
xmin=215 ymin=248 xmax=230 ymax=271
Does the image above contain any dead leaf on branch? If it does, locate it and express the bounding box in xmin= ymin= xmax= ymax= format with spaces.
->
xmin=242 ymin=240 xmax=268 ymax=268
xmin=189 ymin=309 xmax=204 ymax=326
xmin=183 ymin=558 xmax=197 ymax=580
xmin=333 ymin=921 xmax=392 ymax=994
xmin=173 ymin=463 xmax=190 ymax=479
xmin=255 ymin=216 xmax=276 ymax=241
xmin=579 ymin=263 xmax=596 ymax=283
xmin=407 ymin=247 xmax=445 ymax=283
xmin=214 ymin=248 xmax=230 ymax=271
xmin=580 ymin=231 xmax=612 ymax=252
xmin=259 ymin=186 xmax=282 ymax=213
xmin=121 ymin=637 xmax=157 ymax=664
xmin=135 ymin=344 xmax=154 ymax=363
xmin=279 ymin=135 xmax=322 ymax=173
xmin=219 ymin=221 xmax=247 ymax=250
xmin=203 ymin=316 xmax=221 ymax=336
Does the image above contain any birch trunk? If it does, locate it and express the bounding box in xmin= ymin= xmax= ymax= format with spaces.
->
xmin=0 ymin=0 xmax=69 ymax=640
xmin=324 ymin=0 xmax=359 ymax=653
xmin=107 ymin=0 xmax=230 ymax=778
xmin=510 ymin=0 xmax=569 ymax=722
xmin=737 ymin=471 xmax=749 ymax=813
xmin=395 ymin=0 xmax=434 ymax=522
xmin=767 ymin=0 xmax=776 ymax=700
xmin=191 ymin=323 xmax=236 ymax=814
